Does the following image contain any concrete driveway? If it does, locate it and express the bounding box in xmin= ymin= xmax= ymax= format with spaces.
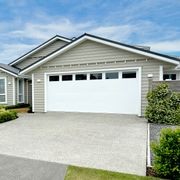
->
xmin=0 ymin=112 xmax=147 ymax=176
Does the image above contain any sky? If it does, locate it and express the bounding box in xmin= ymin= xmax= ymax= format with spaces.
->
xmin=0 ymin=0 xmax=180 ymax=63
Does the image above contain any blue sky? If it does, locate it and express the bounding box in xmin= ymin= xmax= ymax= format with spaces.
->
xmin=0 ymin=0 xmax=180 ymax=63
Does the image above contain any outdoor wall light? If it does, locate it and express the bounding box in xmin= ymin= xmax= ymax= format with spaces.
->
xmin=37 ymin=79 xmax=41 ymax=83
xmin=147 ymin=74 xmax=153 ymax=78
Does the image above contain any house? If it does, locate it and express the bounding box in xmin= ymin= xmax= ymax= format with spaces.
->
xmin=0 ymin=33 xmax=179 ymax=116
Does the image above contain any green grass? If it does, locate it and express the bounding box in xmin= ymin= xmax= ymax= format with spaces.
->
xmin=65 ymin=166 xmax=160 ymax=180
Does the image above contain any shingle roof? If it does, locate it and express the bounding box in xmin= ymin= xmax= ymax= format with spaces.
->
xmin=0 ymin=63 xmax=20 ymax=75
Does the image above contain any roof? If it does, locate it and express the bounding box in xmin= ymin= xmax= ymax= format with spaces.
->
xmin=19 ymin=33 xmax=180 ymax=75
xmin=0 ymin=63 xmax=19 ymax=76
xmin=9 ymin=35 xmax=72 ymax=66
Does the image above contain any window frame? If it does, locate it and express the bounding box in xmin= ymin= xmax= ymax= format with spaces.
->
xmin=0 ymin=77 xmax=7 ymax=104
xmin=62 ymin=74 xmax=73 ymax=81
xmin=163 ymin=74 xmax=176 ymax=80
xmin=18 ymin=78 xmax=24 ymax=103
xmin=75 ymin=74 xmax=87 ymax=81
xmin=49 ymin=75 xmax=60 ymax=82
xmin=122 ymin=71 xmax=137 ymax=79
xmin=105 ymin=72 xmax=119 ymax=79
xmin=90 ymin=73 xmax=102 ymax=80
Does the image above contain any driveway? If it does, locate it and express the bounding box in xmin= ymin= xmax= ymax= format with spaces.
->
xmin=0 ymin=112 xmax=147 ymax=176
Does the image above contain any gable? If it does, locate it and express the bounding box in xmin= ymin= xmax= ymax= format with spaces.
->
xmin=20 ymin=34 xmax=179 ymax=75
xmin=44 ymin=40 xmax=146 ymax=67
xmin=14 ymin=40 xmax=68 ymax=69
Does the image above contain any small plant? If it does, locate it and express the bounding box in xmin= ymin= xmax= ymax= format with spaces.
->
xmin=151 ymin=128 xmax=180 ymax=179
xmin=145 ymin=83 xmax=180 ymax=125
xmin=0 ymin=108 xmax=18 ymax=123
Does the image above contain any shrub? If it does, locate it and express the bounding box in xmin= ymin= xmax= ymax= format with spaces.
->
xmin=5 ymin=103 xmax=30 ymax=110
xmin=151 ymin=128 xmax=180 ymax=179
xmin=145 ymin=83 xmax=180 ymax=125
xmin=0 ymin=109 xmax=18 ymax=123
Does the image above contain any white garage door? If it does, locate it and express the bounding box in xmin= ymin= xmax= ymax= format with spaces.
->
xmin=46 ymin=69 xmax=140 ymax=115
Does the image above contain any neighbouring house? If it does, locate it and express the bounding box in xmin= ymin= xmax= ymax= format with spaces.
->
xmin=0 ymin=33 xmax=180 ymax=116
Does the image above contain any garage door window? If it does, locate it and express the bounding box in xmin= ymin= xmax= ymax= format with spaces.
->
xmin=49 ymin=76 xmax=59 ymax=81
xmin=105 ymin=72 xmax=118 ymax=79
xmin=75 ymin=74 xmax=87 ymax=80
xmin=90 ymin=73 xmax=102 ymax=80
xmin=122 ymin=72 xmax=136 ymax=78
xmin=62 ymin=75 xmax=73 ymax=81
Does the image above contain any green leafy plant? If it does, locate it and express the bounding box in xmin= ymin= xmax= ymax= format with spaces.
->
xmin=0 ymin=108 xmax=18 ymax=123
xmin=145 ymin=83 xmax=180 ymax=125
xmin=5 ymin=103 xmax=30 ymax=110
xmin=151 ymin=128 xmax=180 ymax=179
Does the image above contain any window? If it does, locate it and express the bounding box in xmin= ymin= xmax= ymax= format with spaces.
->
xmin=62 ymin=75 xmax=73 ymax=81
xmin=75 ymin=74 xmax=87 ymax=80
xmin=0 ymin=78 xmax=6 ymax=103
xmin=163 ymin=74 xmax=176 ymax=80
xmin=90 ymin=73 xmax=102 ymax=80
xmin=18 ymin=79 xmax=24 ymax=103
xmin=122 ymin=72 xmax=136 ymax=78
xmin=49 ymin=76 xmax=59 ymax=81
xmin=105 ymin=72 xmax=118 ymax=79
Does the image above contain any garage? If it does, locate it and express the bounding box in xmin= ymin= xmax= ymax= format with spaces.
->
xmin=46 ymin=68 xmax=141 ymax=115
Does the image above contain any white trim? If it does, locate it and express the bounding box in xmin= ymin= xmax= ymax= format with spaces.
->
xmin=44 ymin=66 xmax=142 ymax=115
xmin=138 ymin=67 xmax=142 ymax=116
xmin=0 ymin=77 xmax=7 ymax=104
xmin=44 ymin=73 xmax=47 ymax=112
xmin=12 ymin=77 xmax=16 ymax=105
xmin=147 ymin=123 xmax=151 ymax=167
xmin=20 ymin=35 xmax=179 ymax=75
xmin=159 ymin=65 xmax=163 ymax=81
xmin=10 ymin=36 xmax=71 ymax=66
xmin=0 ymin=67 xmax=18 ymax=77
xmin=32 ymin=74 xmax=35 ymax=112
xmin=17 ymin=78 xmax=25 ymax=103
xmin=26 ymin=80 xmax=29 ymax=104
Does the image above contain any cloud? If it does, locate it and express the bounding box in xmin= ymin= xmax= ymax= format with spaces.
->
xmin=0 ymin=43 xmax=36 ymax=63
xmin=144 ymin=40 xmax=180 ymax=53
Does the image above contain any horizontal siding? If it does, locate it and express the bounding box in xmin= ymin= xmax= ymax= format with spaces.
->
xmin=30 ymin=40 xmax=176 ymax=115
xmin=15 ymin=40 xmax=68 ymax=69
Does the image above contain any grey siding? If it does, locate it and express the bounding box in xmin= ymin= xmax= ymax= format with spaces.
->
xmin=29 ymin=40 xmax=176 ymax=115
xmin=15 ymin=40 xmax=68 ymax=69
xmin=0 ymin=70 xmax=14 ymax=105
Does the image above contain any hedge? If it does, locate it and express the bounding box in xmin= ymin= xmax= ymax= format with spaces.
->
xmin=0 ymin=108 xmax=18 ymax=123
xmin=151 ymin=128 xmax=180 ymax=179
xmin=145 ymin=83 xmax=180 ymax=125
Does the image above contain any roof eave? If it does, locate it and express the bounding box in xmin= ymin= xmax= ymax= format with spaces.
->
xmin=9 ymin=35 xmax=71 ymax=66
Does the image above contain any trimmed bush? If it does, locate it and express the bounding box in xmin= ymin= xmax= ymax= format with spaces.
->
xmin=5 ymin=103 xmax=30 ymax=110
xmin=0 ymin=109 xmax=18 ymax=123
xmin=151 ymin=128 xmax=180 ymax=179
xmin=145 ymin=83 xmax=180 ymax=125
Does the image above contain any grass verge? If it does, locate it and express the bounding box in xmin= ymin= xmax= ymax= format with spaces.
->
xmin=64 ymin=166 xmax=160 ymax=180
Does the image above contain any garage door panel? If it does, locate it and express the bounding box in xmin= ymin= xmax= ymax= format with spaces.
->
xmin=47 ymin=71 xmax=140 ymax=115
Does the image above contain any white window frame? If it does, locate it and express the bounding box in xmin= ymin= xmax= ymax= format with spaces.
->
xmin=0 ymin=77 xmax=7 ymax=104
xmin=17 ymin=78 xmax=24 ymax=103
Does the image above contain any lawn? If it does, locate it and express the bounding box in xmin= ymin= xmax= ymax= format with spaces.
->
xmin=65 ymin=166 xmax=159 ymax=180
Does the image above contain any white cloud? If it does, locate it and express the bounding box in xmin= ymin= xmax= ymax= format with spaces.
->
xmin=0 ymin=15 xmax=180 ymax=63
xmin=0 ymin=43 xmax=36 ymax=63
xmin=144 ymin=40 xmax=180 ymax=52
